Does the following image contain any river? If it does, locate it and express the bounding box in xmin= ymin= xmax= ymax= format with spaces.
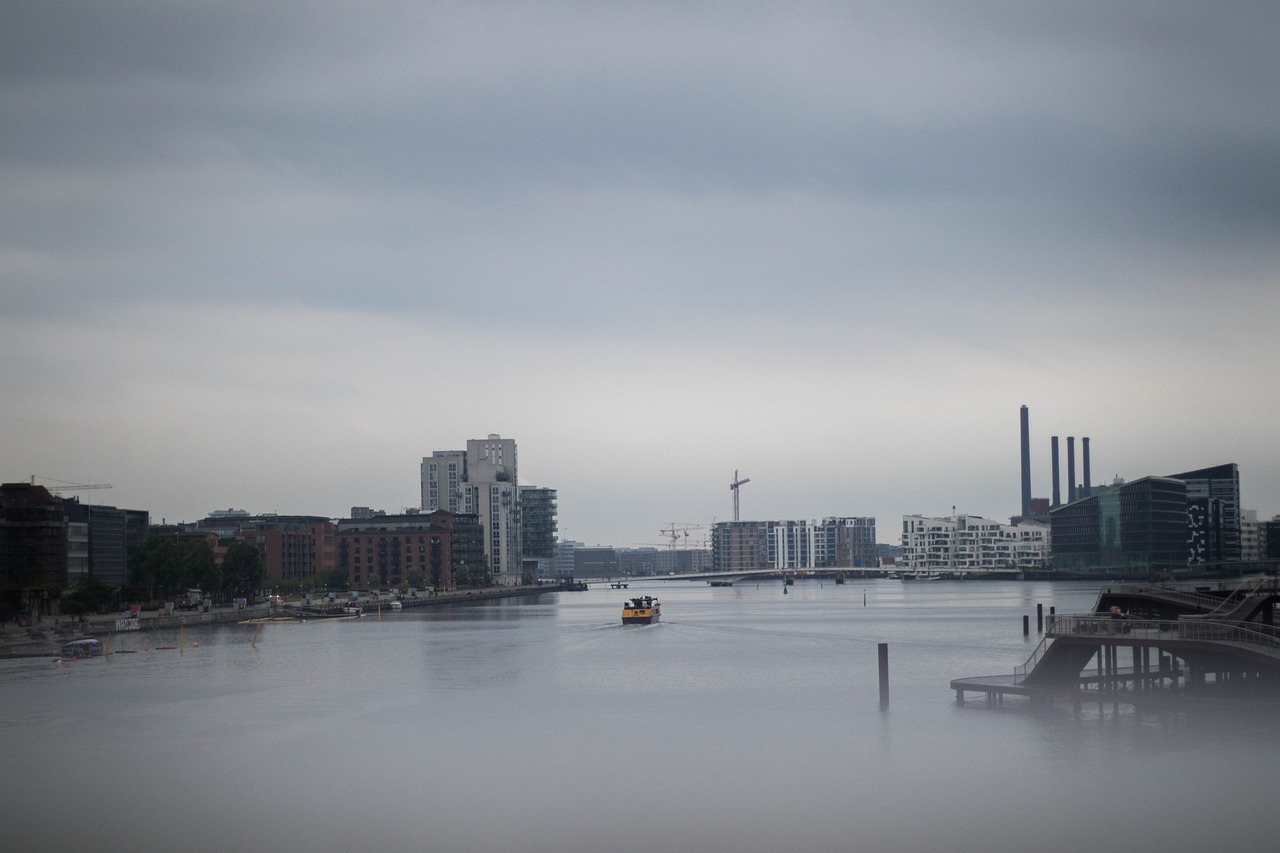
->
xmin=2 ymin=578 xmax=1276 ymax=852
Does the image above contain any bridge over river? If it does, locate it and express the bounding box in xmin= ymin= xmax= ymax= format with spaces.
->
xmin=587 ymin=568 xmax=1025 ymax=586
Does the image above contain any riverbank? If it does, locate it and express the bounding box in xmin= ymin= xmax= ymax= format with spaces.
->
xmin=0 ymin=582 xmax=576 ymax=659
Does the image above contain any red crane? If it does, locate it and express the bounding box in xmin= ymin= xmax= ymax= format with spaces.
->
xmin=730 ymin=470 xmax=750 ymax=522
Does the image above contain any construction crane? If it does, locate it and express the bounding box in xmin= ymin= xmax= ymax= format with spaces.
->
xmin=659 ymin=523 xmax=704 ymax=549
xmin=28 ymin=475 xmax=113 ymax=494
xmin=730 ymin=470 xmax=750 ymax=522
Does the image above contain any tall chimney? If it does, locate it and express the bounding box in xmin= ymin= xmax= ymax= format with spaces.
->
xmin=1082 ymin=437 xmax=1091 ymax=499
xmin=1051 ymin=436 xmax=1061 ymax=507
xmin=1019 ymin=405 xmax=1031 ymax=517
xmin=1067 ymin=436 xmax=1077 ymax=503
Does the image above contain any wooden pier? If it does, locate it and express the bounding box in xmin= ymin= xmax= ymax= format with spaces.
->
xmin=952 ymin=577 xmax=1280 ymax=712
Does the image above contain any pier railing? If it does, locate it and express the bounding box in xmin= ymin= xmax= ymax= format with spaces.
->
xmin=1109 ymin=576 xmax=1280 ymax=618
xmin=1046 ymin=613 xmax=1280 ymax=655
xmin=1013 ymin=635 xmax=1052 ymax=682
xmin=1108 ymin=584 xmax=1221 ymax=612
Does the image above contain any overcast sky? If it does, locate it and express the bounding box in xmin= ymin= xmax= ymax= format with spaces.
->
xmin=3 ymin=1 xmax=1278 ymax=546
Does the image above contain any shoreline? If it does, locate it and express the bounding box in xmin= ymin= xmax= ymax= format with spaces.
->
xmin=0 ymin=582 xmax=572 ymax=659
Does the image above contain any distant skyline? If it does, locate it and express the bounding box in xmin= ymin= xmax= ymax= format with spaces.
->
xmin=4 ymin=3 xmax=1279 ymax=546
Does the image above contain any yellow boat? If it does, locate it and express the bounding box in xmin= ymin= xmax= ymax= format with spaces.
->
xmin=621 ymin=596 xmax=661 ymax=625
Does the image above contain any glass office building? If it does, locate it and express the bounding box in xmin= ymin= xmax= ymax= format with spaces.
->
xmin=1049 ymin=476 xmax=1188 ymax=573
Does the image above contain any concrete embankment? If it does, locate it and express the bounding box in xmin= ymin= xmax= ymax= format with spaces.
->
xmin=0 ymin=583 xmax=575 ymax=659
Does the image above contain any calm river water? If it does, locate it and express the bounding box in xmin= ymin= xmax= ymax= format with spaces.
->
xmin=3 ymin=579 xmax=1276 ymax=852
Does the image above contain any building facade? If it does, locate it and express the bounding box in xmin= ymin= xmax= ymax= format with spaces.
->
xmin=422 ymin=434 xmax=522 ymax=585
xmin=518 ymin=486 xmax=557 ymax=580
xmin=2 ymin=484 xmax=150 ymax=616
xmin=1241 ymin=510 xmax=1261 ymax=563
xmin=1 ymin=483 xmax=68 ymax=614
xmin=711 ymin=521 xmax=770 ymax=572
xmin=900 ymin=514 xmax=1048 ymax=572
xmin=337 ymin=511 xmax=457 ymax=591
xmin=553 ymin=539 xmax=582 ymax=578
xmin=1170 ymin=464 xmax=1241 ymax=564
xmin=195 ymin=513 xmax=336 ymax=584
xmin=711 ymin=517 xmax=876 ymax=572
xmin=1048 ymin=476 xmax=1188 ymax=573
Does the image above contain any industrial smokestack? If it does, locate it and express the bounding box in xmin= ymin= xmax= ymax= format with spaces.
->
xmin=1051 ymin=436 xmax=1061 ymax=507
xmin=1082 ymin=437 xmax=1091 ymax=499
xmin=1019 ymin=405 xmax=1031 ymax=517
xmin=1067 ymin=437 xmax=1077 ymax=503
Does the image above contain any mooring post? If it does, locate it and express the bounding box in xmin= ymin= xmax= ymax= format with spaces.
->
xmin=1023 ymin=614 xmax=1030 ymax=636
xmin=1036 ymin=603 xmax=1044 ymax=633
xmin=878 ymin=642 xmax=889 ymax=709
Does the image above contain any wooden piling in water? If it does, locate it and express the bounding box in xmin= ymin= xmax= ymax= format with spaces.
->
xmin=1036 ymin=603 xmax=1043 ymax=633
xmin=878 ymin=643 xmax=889 ymax=708
xmin=1023 ymin=614 xmax=1030 ymax=636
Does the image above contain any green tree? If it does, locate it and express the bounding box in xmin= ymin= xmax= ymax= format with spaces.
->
xmin=136 ymin=537 xmax=177 ymax=602
xmin=59 ymin=577 xmax=116 ymax=617
xmin=322 ymin=567 xmax=349 ymax=591
xmin=221 ymin=540 xmax=265 ymax=601
xmin=183 ymin=540 xmax=220 ymax=596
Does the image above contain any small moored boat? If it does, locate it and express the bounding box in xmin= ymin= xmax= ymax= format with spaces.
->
xmin=56 ymin=638 xmax=101 ymax=661
xmin=621 ymin=596 xmax=661 ymax=625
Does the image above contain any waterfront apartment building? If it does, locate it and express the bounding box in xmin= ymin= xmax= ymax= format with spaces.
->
xmin=899 ymin=514 xmax=1049 ymax=572
xmin=712 ymin=517 xmax=877 ymax=572
xmin=195 ymin=513 xmax=336 ymax=585
xmin=518 ymin=486 xmax=557 ymax=580
xmin=337 ymin=511 xmax=465 ymax=591
xmin=422 ymin=434 xmax=522 ymax=585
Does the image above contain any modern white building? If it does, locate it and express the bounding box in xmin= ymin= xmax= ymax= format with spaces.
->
xmin=900 ymin=514 xmax=1048 ymax=572
xmin=1242 ymin=509 xmax=1261 ymax=563
xmin=422 ymin=434 xmax=522 ymax=585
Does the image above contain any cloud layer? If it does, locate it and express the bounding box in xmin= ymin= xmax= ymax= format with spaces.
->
xmin=4 ymin=2 xmax=1279 ymax=542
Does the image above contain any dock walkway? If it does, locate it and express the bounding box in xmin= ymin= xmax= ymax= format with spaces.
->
xmin=952 ymin=577 xmax=1280 ymax=711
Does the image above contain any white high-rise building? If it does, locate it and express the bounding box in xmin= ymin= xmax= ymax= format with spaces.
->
xmin=422 ymin=434 xmax=522 ymax=585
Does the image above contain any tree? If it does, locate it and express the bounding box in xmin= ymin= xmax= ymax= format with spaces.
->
xmin=136 ymin=537 xmax=177 ymax=602
xmin=222 ymin=540 xmax=265 ymax=601
xmin=183 ymin=541 xmax=220 ymax=596
xmin=322 ymin=567 xmax=349 ymax=591
xmin=60 ymin=577 xmax=116 ymax=617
